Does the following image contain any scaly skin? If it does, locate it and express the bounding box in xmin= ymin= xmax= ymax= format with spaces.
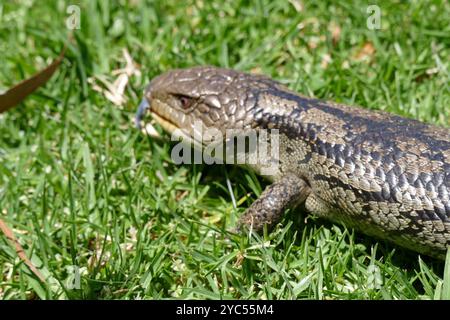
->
xmin=138 ymin=66 xmax=450 ymax=259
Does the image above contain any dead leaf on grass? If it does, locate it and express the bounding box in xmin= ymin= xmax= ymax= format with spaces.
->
xmin=353 ymin=42 xmax=376 ymax=62
xmin=89 ymin=48 xmax=141 ymax=106
xmin=0 ymin=218 xmax=46 ymax=283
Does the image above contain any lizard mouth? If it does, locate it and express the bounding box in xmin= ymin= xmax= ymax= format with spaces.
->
xmin=145 ymin=99 xmax=205 ymax=150
xmin=149 ymin=110 xmax=180 ymax=135
xmin=135 ymin=97 xmax=181 ymax=135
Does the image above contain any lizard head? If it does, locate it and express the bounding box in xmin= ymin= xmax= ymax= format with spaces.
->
xmin=137 ymin=66 xmax=279 ymax=143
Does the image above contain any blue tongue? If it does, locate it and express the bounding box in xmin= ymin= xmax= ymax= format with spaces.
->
xmin=135 ymin=98 xmax=150 ymax=129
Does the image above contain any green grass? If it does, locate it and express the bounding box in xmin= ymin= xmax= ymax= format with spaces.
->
xmin=0 ymin=0 xmax=449 ymax=299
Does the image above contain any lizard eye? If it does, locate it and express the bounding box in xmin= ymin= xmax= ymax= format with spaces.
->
xmin=177 ymin=95 xmax=194 ymax=109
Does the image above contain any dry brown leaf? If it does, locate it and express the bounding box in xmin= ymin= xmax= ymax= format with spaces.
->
xmin=353 ymin=42 xmax=376 ymax=62
xmin=0 ymin=218 xmax=46 ymax=283
xmin=175 ymin=190 xmax=189 ymax=201
xmin=87 ymin=235 xmax=112 ymax=270
xmin=250 ymin=67 xmax=263 ymax=75
xmin=89 ymin=48 xmax=141 ymax=106
xmin=308 ymin=36 xmax=320 ymax=50
xmin=234 ymin=252 xmax=244 ymax=267
xmin=321 ymin=53 xmax=332 ymax=69
xmin=329 ymin=22 xmax=341 ymax=45
xmin=289 ymin=0 xmax=303 ymax=12
xmin=143 ymin=122 xmax=162 ymax=138
xmin=0 ymin=46 xmax=66 ymax=113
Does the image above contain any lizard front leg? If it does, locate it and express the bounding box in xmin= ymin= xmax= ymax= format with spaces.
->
xmin=237 ymin=175 xmax=311 ymax=232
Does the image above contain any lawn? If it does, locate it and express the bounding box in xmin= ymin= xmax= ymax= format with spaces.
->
xmin=0 ymin=0 xmax=449 ymax=299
